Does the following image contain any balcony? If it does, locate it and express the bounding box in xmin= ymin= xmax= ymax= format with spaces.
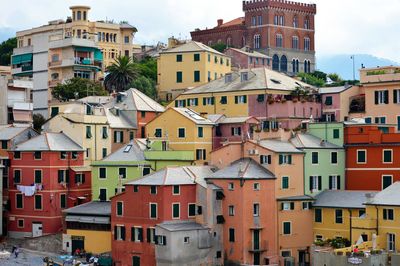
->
xmin=13 ymin=45 xmax=33 ymax=55
xmin=49 ymin=38 xmax=98 ymax=49
xmin=351 ymin=216 xmax=377 ymax=230
xmin=48 ymin=57 xmax=102 ymax=70
xmin=349 ymin=95 xmax=365 ymax=113
xmin=248 ymin=240 xmax=268 ymax=253
xmin=11 ymin=64 xmax=33 ymax=75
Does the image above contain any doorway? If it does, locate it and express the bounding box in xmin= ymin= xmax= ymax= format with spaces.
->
xmin=32 ymin=222 xmax=42 ymax=237
xmin=132 ymin=256 xmax=140 ymax=266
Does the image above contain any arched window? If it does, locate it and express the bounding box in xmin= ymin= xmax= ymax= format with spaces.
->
xmin=242 ymin=36 xmax=246 ymax=47
xmin=292 ymin=36 xmax=299 ymax=49
xmin=254 ymin=34 xmax=261 ymax=49
xmin=98 ymin=32 xmax=101 ymax=42
xmin=292 ymin=59 xmax=299 ymax=73
xmin=274 ymin=15 xmax=279 ymax=25
xmin=279 ymin=15 xmax=285 ymax=26
xmin=304 ymin=37 xmax=311 ymax=51
xmin=272 ymin=54 xmax=280 ymax=71
xmin=114 ymin=34 xmax=117 ymax=43
xmin=83 ymin=11 xmax=87 ymax=21
xmin=72 ymin=11 xmax=76 ymax=21
xmin=106 ymin=33 xmax=109 ymax=42
xmin=304 ymin=60 xmax=311 ymax=73
xmin=293 ymin=15 xmax=298 ymax=28
xmin=102 ymin=32 xmax=105 ymax=42
xmin=280 ymin=55 xmax=288 ymax=72
xmin=227 ymin=37 xmax=232 ymax=47
xmin=276 ymin=34 xmax=283 ymax=48
xmin=77 ymin=11 xmax=82 ymax=20
xmin=304 ymin=16 xmax=310 ymax=29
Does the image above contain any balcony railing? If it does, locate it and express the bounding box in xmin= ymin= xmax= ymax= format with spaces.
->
xmin=248 ymin=240 xmax=268 ymax=253
xmin=48 ymin=58 xmax=101 ymax=69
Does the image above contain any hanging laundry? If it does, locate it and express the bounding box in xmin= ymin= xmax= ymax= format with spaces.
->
xmin=16 ymin=185 xmax=36 ymax=196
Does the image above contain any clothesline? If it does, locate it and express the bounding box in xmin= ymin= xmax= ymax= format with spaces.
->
xmin=16 ymin=184 xmax=43 ymax=196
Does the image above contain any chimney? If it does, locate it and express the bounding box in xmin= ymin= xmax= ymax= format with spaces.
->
xmin=217 ymin=19 xmax=223 ymax=27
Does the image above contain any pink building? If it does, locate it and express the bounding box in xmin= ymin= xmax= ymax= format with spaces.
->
xmin=225 ymin=47 xmax=271 ymax=70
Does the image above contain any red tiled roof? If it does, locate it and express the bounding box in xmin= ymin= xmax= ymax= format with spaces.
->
xmin=218 ymin=17 xmax=245 ymax=28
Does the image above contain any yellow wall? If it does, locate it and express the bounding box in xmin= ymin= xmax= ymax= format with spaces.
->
xmin=67 ymin=229 xmax=111 ymax=254
xmin=157 ymin=51 xmax=231 ymax=100
xmin=145 ymin=108 xmax=213 ymax=164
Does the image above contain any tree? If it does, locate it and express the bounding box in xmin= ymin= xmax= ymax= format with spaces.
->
xmin=104 ymin=56 xmax=138 ymax=92
xmin=0 ymin=37 xmax=17 ymax=66
xmin=210 ymin=43 xmax=227 ymax=53
xmin=52 ymin=78 xmax=108 ymax=101
xmin=33 ymin=113 xmax=46 ymax=132
xmin=328 ymin=73 xmax=342 ymax=82
xmin=130 ymin=76 xmax=157 ymax=99
xmin=297 ymin=73 xmax=325 ymax=87
xmin=136 ymin=56 xmax=157 ymax=81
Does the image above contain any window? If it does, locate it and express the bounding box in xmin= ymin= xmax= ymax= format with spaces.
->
xmin=34 ymin=194 xmax=42 ymax=210
xmin=231 ymin=127 xmax=241 ymax=136
xmin=375 ymin=117 xmax=386 ymax=124
xmin=102 ymin=148 xmax=107 ymax=158
xmin=99 ymin=168 xmax=107 ymax=179
xmin=75 ymin=173 xmax=85 ymax=184
xmin=357 ymin=150 xmax=366 ymax=163
xmin=116 ymin=202 xmax=123 ymax=216
xmin=335 ymin=209 xmax=343 ymax=224
xmin=157 ymin=235 xmax=167 ymax=245
xmin=114 ymin=225 xmax=125 ymax=241
xmin=229 ymin=205 xmax=235 ymax=216
xmin=279 ymin=154 xmax=292 ymax=165
xmin=14 ymin=151 xmax=21 ymax=159
xmin=333 ymin=129 xmax=340 ymax=139
xmin=34 ymin=170 xmax=42 ymax=184
xmin=188 ymin=203 xmax=196 ymax=217
xmin=253 ymin=183 xmax=260 ymax=191
xmin=329 ymin=175 xmax=341 ymax=190
xmin=279 ymin=15 xmax=285 ymax=25
xmin=382 ymin=175 xmax=393 ymax=190
xmin=131 ymin=227 xmax=143 ymax=242
xmin=99 ymin=188 xmax=107 ymax=201
xmin=197 ymin=127 xmax=204 ymax=138
xmin=281 ymin=202 xmax=294 ymax=211
xmin=383 ymin=209 xmax=394 ymax=220
xmin=309 ymin=176 xmax=321 ymax=192
xmin=176 ymin=54 xmax=183 ymax=62
xmin=150 ymin=203 xmax=157 ymax=219
xmin=228 ymin=182 xmax=234 ymax=191
xmin=133 ymin=185 xmax=139 ymax=192
xmin=315 ymin=209 xmax=322 ymax=222
xmin=114 ymin=131 xmax=124 ymax=143
xmin=147 ymin=227 xmax=156 ymax=243
xmin=14 ymin=170 xmax=21 ymax=184
xmin=58 ymin=170 xmax=68 ymax=183
xmin=229 ymin=228 xmax=235 ymax=242
xmin=304 ymin=37 xmax=311 ymax=51
xmin=311 ymin=152 xmax=319 ymax=164
xmin=187 ymin=98 xmax=198 ymax=107
xmin=388 ymin=233 xmax=396 ymax=252
xmin=235 ymin=95 xmax=247 ymax=104
xmin=178 ymin=128 xmax=186 ymax=138
xmin=253 ymin=203 xmax=260 ymax=217
xmin=194 ymin=53 xmax=200 ymax=61
xmin=196 ymin=149 xmax=206 ymax=160
xmin=59 ymin=151 xmax=67 ymax=160
xmin=16 ymin=194 xmax=23 ymax=209
xmin=17 ymin=219 xmax=24 ymax=228
xmin=155 ymin=128 xmax=162 ymax=138
xmin=375 ymin=90 xmax=389 ymax=105
xmin=292 ymin=36 xmax=299 ymax=49
xmin=302 ymin=202 xmax=312 ymax=210
xmin=251 ymin=16 xmax=257 ymax=26
xmin=101 ymin=127 xmax=108 ymax=139
xmin=203 ymin=97 xmax=215 ymax=105
xmin=258 ymin=15 xmax=262 ymax=25
xmin=86 ymin=148 xmax=90 ymax=159
xmin=359 ymin=210 xmax=366 ymax=217
xmin=119 ymin=168 xmax=127 ymax=179
xmin=150 ymin=186 xmax=157 ymax=195
xmin=72 ymin=151 xmax=78 ymax=160
xmin=283 ymin=222 xmax=291 ymax=235
xmin=176 ymin=71 xmax=183 ymax=83
xmin=172 ymin=203 xmax=180 ymax=219
xmin=331 ymin=152 xmax=338 ymax=164
xmin=276 ymin=34 xmax=283 ymax=47
xmin=383 ymin=149 xmax=393 ymax=163
xmin=194 ymin=70 xmax=200 ymax=82
xmin=175 ymin=99 xmax=186 ymax=107
xmin=282 ymin=176 xmax=289 ymax=189
xmin=293 ymin=16 xmax=298 ymax=27
xmin=143 ymin=167 xmax=151 ymax=176
xmin=282 ymin=251 xmax=291 ymax=257
xmin=394 ymin=89 xmax=400 ymax=103
xmin=173 ymin=185 xmax=180 ymax=195
xmin=34 ymin=151 xmax=42 ymax=160
xmin=254 ymin=34 xmax=261 ymax=49
xmin=260 ymin=155 xmax=271 ymax=164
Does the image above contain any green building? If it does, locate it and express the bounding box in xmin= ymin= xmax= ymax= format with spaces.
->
xmin=291 ymin=123 xmax=345 ymax=196
xmin=91 ymin=139 xmax=194 ymax=200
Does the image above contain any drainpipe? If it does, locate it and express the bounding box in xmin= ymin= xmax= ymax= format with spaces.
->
xmin=349 ymin=209 xmax=352 ymax=244
xmin=375 ymin=206 xmax=379 ymax=235
xmin=325 ymin=122 xmax=328 ymax=142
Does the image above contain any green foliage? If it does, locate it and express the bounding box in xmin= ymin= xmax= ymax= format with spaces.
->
xmin=297 ymin=73 xmax=325 ymax=87
xmin=130 ymin=76 xmax=157 ymax=99
xmin=0 ymin=37 xmax=17 ymax=66
xmin=210 ymin=43 xmax=227 ymax=53
xmin=105 ymin=56 xmax=138 ymax=92
xmin=328 ymin=73 xmax=342 ymax=82
xmin=52 ymin=78 xmax=107 ymax=101
xmin=366 ymin=70 xmax=386 ymax=76
xmin=312 ymin=70 xmax=328 ymax=81
xmin=136 ymin=57 xmax=157 ymax=81
xmin=326 ymin=238 xmax=351 ymax=249
xmin=33 ymin=114 xmax=46 ymax=132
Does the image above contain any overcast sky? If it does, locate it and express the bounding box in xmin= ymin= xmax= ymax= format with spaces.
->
xmin=1 ymin=0 xmax=400 ymax=62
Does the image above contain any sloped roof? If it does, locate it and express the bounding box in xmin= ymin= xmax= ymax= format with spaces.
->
xmin=0 ymin=125 xmax=31 ymax=140
xmin=319 ymin=85 xmax=353 ymax=94
xmin=314 ymin=190 xmax=376 ymax=209
xmin=218 ymin=17 xmax=245 ymax=28
xmin=101 ymin=141 xmax=145 ymax=162
xmin=125 ymin=165 xmax=213 ymax=188
xmin=78 ymin=96 xmax=113 ymax=105
xmin=105 ymin=108 xmax=136 ymax=129
xmin=160 ymin=41 xmax=226 ymax=56
xmin=13 ymin=132 xmax=83 ymax=151
xmin=123 ymin=89 xmax=165 ymax=112
xmin=182 ymin=68 xmax=313 ymax=95
xmin=366 ymin=182 xmax=400 ymax=206
xmin=290 ymin=133 xmax=342 ymax=149
xmin=207 ymin=114 xmax=225 ymax=123
xmin=157 ymin=221 xmax=207 ymax=232
xmin=228 ymin=47 xmax=271 ymax=59
xmin=208 ymin=158 xmax=275 ymax=180
xmin=258 ymin=139 xmax=303 ymax=153
xmin=218 ymin=116 xmax=259 ymax=124
xmin=63 ymin=200 xmax=111 ymax=215
xmin=173 ymin=108 xmax=214 ymax=125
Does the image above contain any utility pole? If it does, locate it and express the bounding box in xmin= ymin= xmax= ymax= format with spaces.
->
xmin=351 ymin=55 xmax=355 ymax=81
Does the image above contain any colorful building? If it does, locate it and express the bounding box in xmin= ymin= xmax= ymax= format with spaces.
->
xmin=110 ymin=165 xmax=219 ymax=266
xmin=170 ymin=68 xmax=320 ymax=130
xmin=62 ymin=201 xmax=111 ymax=254
xmin=191 ymin=0 xmax=316 ymax=74
xmin=225 ymin=47 xmax=271 ymax=70
xmin=345 ymin=123 xmax=400 ymax=190
xmin=145 ymin=107 xmax=214 ymax=164
xmin=157 ymin=41 xmax=231 ymax=101
xmin=291 ymin=131 xmax=345 ymax=196
xmin=8 ymin=132 xmax=91 ymax=238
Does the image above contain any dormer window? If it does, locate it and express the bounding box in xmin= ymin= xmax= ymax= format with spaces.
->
xmin=241 ymin=72 xmax=248 ymax=82
xmin=225 ymin=73 xmax=232 ymax=83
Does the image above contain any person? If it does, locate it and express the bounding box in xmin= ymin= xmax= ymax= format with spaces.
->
xmin=74 ymin=248 xmax=80 ymax=257
xmin=353 ymin=245 xmax=359 ymax=253
xmin=14 ymin=246 xmax=20 ymax=258
xmin=11 ymin=245 xmax=16 ymax=254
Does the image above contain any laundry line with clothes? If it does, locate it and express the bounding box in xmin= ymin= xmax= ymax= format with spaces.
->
xmin=16 ymin=184 xmax=43 ymax=196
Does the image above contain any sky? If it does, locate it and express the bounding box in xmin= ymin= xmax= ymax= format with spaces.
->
xmin=1 ymin=0 xmax=400 ymax=63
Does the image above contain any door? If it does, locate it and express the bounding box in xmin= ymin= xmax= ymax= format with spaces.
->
xmin=253 ymin=230 xmax=260 ymax=250
xmin=298 ymin=250 xmax=306 ymax=266
xmin=32 ymin=222 xmax=42 ymax=237
xmin=253 ymin=253 xmax=260 ymax=265
xmin=132 ymin=256 xmax=140 ymax=266
xmin=71 ymin=236 xmax=85 ymax=254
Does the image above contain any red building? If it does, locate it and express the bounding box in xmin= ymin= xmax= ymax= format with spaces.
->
xmin=7 ymin=132 xmax=91 ymax=238
xmin=111 ymin=166 xmax=213 ymax=266
xmin=191 ymin=0 xmax=316 ymax=74
xmin=345 ymin=124 xmax=400 ymax=190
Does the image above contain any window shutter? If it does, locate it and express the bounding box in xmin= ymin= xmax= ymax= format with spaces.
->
xmin=281 ymin=203 xmax=284 ymax=210
xmin=121 ymin=226 xmax=126 ymax=240
xmin=183 ymin=100 xmax=186 ymax=107
xmin=375 ymin=91 xmax=379 ymax=104
xmin=163 ymin=236 xmax=167 ymax=246
xmin=121 ymin=132 xmax=124 ymax=143
xmin=231 ymin=128 xmax=235 ymax=136
xmin=235 ymin=96 xmax=238 ymax=104
xmin=337 ymin=175 xmax=341 ymax=190
xmin=211 ymin=97 xmax=215 ymax=105
xmin=114 ymin=131 xmax=117 ymax=143
xmin=66 ymin=170 xmax=70 ymax=183
xmin=290 ymin=202 xmax=294 ymax=210
xmin=244 ymin=95 xmax=247 ymax=103
xmin=147 ymin=228 xmax=151 ymax=243
xmin=75 ymin=174 xmax=78 ymax=184
xmin=328 ymin=176 xmax=332 ymax=190
xmin=288 ymin=155 xmax=292 ymax=164
xmin=203 ymin=98 xmax=207 ymax=105
xmin=154 ymin=235 xmax=159 ymax=245
xmin=58 ymin=170 xmax=63 ymax=183
xmin=318 ymin=176 xmax=322 ymax=190
xmin=114 ymin=226 xmax=117 ymax=240
xmin=138 ymin=228 xmax=143 ymax=242
xmin=175 ymin=101 xmax=178 ymax=107
xmin=309 ymin=176 xmax=313 ymax=191
xmin=331 ymin=114 xmax=336 ymax=122
xmin=384 ymin=91 xmax=389 ymax=104
xmin=238 ymin=127 xmax=241 ymax=136
xmin=195 ymin=98 xmax=198 ymax=105
xmin=279 ymin=155 xmax=283 ymax=164
xmin=131 ymin=227 xmax=135 ymax=241
xmin=267 ymin=155 xmax=271 ymax=164
xmin=383 ymin=210 xmax=387 ymax=220
xmin=394 ymin=90 xmax=398 ymax=104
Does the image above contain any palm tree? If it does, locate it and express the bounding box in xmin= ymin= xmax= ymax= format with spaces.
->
xmin=104 ymin=56 xmax=138 ymax=92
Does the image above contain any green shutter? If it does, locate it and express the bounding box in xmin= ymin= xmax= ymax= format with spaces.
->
xmin=173 ymin=204 xmax=180 ymax=218
xmin=235 ymin=96 xmax=238 ymax=104
xmin=117 ymin=202 xmax=123 ymax=216
xmin=86 ymin=126 xmax=92 ymax=138
xmin=243 ymin=95 xmax=247 ymax=103
xmin=151 ymin=204 xmax=157 ymax=218
xmin=60 ymin=194 xmax=66 ymax=209
xmin=283 ymin=222 xmax=291 ymax=234
xmin=279 ymin=155 xmax=283 ymax=165
xmin=211 ymin=97 xmax=215 ymax=105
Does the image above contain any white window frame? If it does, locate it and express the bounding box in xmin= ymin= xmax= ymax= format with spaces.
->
xmin=188 ymin=203 xmax=196 ymax=218
xmin=149 ymin=202 xmax=158 ymax=219
xmin=204 ymin=97 xmax=213 ymax=105
xmin=330 ymin=175 xmax=339 ymax=190
xmin=357 ymin=149 xmax=367 ymax=164
xmin=331 ymin=151 xmax=338 ymax=165
xmin=387 ymin=233 xmax=396 ymax=252
xmin=116 ymin=201 xmax=123 ymax=217
xmin=382 ymin=175 xmax=393 ymax=190
xmin=282 ymin=221 xmax=292 ymax=235
xmin=253 ymin=182 xmax=260 ymax=191
xmin=282 ymin=176 xmax=290 ymax=190
xmin=133 ymin=226 xmax=143 ymax=242
xmin=311 ymin=175 xmax=319 ymax=192
xmin=177 ymin=127 xmax=186 ymax=139
xmin=184 ymin=236 xmax=190 ymax=244
xmin=383 ymin=149 xmax=393 ymax=164
xmin=377 ymin=90 xmax=388 ymax=105
xmin=253 ymin=203 xmax=260 ymax=217
xmin=116 ymin=225 xmax=124 ymax=241
xmin=311 ymin=151 xmax=319 ymax=165
xmin=229 ymin=205 xmax=235 ymax=216
xmin=115 ymin=131 xmax=123 ymax=143
xmin=232 ymin=127 xmax=241 ymax=136
xmin=173 ymin=185 xmax=180 ymax=195
xmin=228 ymin=182 xmax=234 ymax=191
xmin=172 ymin=202 xmax=180 ymax=219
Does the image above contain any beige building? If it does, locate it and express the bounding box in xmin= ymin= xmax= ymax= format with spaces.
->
xmin=157 ymin=41 xmax=231 ymax=102
xmin=12 ymin=5 xmax=137 ymax=117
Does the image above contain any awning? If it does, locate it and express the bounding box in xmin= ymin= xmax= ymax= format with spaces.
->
xmin=12 ymin=53 xmax=33 ymax=65
xmin=94 ymin=49 xmax=103 ymax=61
xmin=66 ymin=215 xmax=110 ymax=224
xmin=74 ymin=46 xmax=96 ymax=52
xmin=70 ymin=166 xmax=92 ymax=172
xmin=77 ymin=196 xmax=86 ymax=200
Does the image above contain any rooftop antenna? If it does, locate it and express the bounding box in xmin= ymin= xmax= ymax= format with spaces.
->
xmin=350 ymin=55 xmax=355 ymax=81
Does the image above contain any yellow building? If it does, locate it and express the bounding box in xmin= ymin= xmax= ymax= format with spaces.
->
xmin=145 ymin=107 xmax=214 ymax=164
xmin=63 ymin=201 xmax=111 ymax=254
xmin=157 ymin=41 xmax=231 ymax=101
